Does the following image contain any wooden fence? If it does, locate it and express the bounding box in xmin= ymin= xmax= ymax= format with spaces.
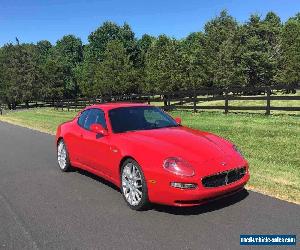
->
xmin=1 ymin=85 xmax=299 ymax=115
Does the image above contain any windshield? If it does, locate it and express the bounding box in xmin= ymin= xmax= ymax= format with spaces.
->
xmin=109 ymin=106 xmax=179 ymax=133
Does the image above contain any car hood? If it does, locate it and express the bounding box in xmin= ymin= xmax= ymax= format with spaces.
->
xmin=119 ymin=126 xmax=244 ymax=171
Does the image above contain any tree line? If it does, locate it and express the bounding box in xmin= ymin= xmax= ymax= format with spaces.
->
xmin=0 ymin=10 xmax=300 ymax=108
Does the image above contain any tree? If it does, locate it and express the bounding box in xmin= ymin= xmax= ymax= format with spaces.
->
xmin=137 ymin=34 xmax=155 ymax=67
xmin=87 ymin=21 xmax=137 ymax=62
xmin=0 ymin=47 xmax=8 ymax=105
xmin=237 ymin=12 xmax=282 ymax=88
xmin=182 ymin=32 xmax=207 ymax=90
xmin=145 ymin=35 xmax=186 ymax=93
xmin=279 ymin=13 xmax=300 ymax=85
xmin=41 ymin=56 xmax=66 ymax=100
xmin=54 ymin=35 xmax=83 ymax=98
xmin=19 ymin=44 xmax=41 ymax=105
xmin=36 ymin=40 xmax=52 ymax=61
xmin=55 ymin=35 xmax=83 ymax=66
xmin=133 ymin=34 xmax=156 ymax=91
xmin=93 ymin=40 xmax=138 ymax=96
xmin=204 ymin=10 xmax=240 ymax=87
xmin=0 ymin=12 xmax=297 ymax=103
xmin=74 ymin=65 xmax=94 ymax=98
xmin=0 ymin=43 xmax=40 ymax=108
xmin=81 ymin=23 xmax=139 ymax=97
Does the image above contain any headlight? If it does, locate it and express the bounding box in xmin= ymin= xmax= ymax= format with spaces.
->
xmin=233 ymin=145 xmax=244 ymax=158
xmin=163 ymin=157 xmax=195 ymax=177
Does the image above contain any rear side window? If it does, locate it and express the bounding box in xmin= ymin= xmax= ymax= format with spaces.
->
xmin=84 ymin=109 xmax=107 ymax=130
xmin=78 ymin=110 xmax=90 ymax=128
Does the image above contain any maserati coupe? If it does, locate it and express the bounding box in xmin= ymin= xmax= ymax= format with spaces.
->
xmin=56 ymin=103 xmax=250 ymax=210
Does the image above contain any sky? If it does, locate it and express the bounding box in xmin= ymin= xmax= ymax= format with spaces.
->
xmin=1 ymin=0 xmax=300 ymax=46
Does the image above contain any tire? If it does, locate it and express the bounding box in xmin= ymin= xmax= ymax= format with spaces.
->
xmin=57 ymin=139 xmax=72 ymax=172
xmin=120 ymin=159 xmax=149 ymax=210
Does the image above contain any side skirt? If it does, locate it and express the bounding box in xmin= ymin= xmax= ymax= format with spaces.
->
xmin=70 ymin=160 xmax=121 ymax=188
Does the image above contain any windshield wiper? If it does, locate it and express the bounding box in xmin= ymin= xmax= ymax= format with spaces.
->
xmin=158 ymin=124 xmax=180 ymax=129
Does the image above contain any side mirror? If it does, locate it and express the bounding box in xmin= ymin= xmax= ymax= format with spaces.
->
xmin=175 ymin=117 xmax=182 ymax=125
xmin=90 ymin=124 xmax=108 ymax=136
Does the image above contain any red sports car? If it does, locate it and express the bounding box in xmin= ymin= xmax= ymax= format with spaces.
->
xmin=56 ymin=103 xmax=250 ymax=210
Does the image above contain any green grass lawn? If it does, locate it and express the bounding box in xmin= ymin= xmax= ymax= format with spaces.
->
xmin=0 ymin=108 xmax=78 ymax=134
xmin=0 ymin=108 xmax=299 ymax=204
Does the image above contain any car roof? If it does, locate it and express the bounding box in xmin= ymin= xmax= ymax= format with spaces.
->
xmin=85 ymin=102 xmax=151 ymax=111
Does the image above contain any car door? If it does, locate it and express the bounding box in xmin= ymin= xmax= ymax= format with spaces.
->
xmin=82 ymin=108 xmax=113 ymax=176
xmin=68 ymin=109 xmax=90 ymax=164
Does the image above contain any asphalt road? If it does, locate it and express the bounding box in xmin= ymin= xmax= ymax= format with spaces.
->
xmin=0 ymin=121 xmax=299 ymax=250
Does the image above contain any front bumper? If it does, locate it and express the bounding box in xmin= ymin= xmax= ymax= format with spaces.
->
xmin=147 ymin=171 xmax=250 ymax=207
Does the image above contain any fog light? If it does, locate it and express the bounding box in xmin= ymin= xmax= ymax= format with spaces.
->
xmin=170 ymin=182 xmax=197 ymax=189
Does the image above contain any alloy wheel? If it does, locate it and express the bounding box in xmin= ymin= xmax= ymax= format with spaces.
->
xmin=57 ymin=141 xmax=67 ymax=170
xmin=121 ymin=162 xmax=143 ymax=206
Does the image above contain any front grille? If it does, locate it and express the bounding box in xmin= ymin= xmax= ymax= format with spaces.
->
xmin=202 ymin=167 xmax=246 ymax=188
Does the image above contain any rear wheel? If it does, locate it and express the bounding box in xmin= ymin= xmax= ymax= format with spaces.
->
xmin=57 ymin=139 xmax=72 ymax=172
xmin=121 ymin=159 xmax=149 ymax=210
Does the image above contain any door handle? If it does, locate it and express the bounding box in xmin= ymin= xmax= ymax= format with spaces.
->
xmin=80 ymin=133 xmax=83 ymax=138
xmin=110 ymin=146 xmax=118 ymax=153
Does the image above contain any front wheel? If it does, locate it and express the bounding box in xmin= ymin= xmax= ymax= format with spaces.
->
xmin=57 ymin=139 xmax=72 ymax=172
xmin=121 ymin=159 xmax=149 ymax=210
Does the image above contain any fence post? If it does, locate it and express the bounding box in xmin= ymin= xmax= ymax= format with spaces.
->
xmin=0 ymin=107 xmax=2 ymax=116
xmin=163 ymin=95 xmax=167 ymax=110
xmin=224 ymin=89 xmax=229 ymax=114
xmin=67 ymin=100 xmax=70 ymax=111
xmin=266 ymin=87 xmax=271 ymax=115
xmin=193 ymin=89 xmax=197 ymax=113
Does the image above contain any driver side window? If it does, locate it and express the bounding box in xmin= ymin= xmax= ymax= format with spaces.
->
xmin=85 ymin=109 xmax=107 ymax=130
xmin=78 ymin=110 xmax=90 ymax=128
